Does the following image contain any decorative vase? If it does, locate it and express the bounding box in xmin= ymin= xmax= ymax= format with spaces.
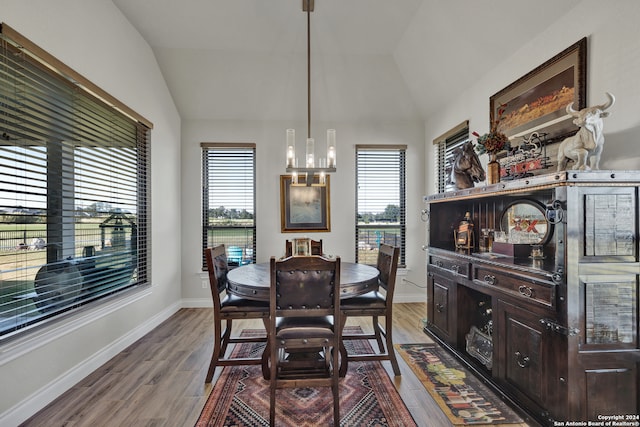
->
xmin=487 ymin=153 xmax=500 ymax=185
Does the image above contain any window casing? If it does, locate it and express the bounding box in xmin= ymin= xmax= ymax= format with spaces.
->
xmin=0 ymin=25 xmax=151 ymax=340
xmin=355 ymin=145 xmax=406 ymax=266
xmin=201 ymin=143 xmax=256 ymax=268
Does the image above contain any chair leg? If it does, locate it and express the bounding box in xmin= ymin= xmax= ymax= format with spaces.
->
xmin=261 ymin=317 xmax=270 ymax=380
xmin=332 ymin=348 xmax=340 ymax=426
xmin=338 ymin=316 xmax=348 ymax=377
xmin=383 ymin=315 xmax=401 ymax=376
xmin=269 ymin=342 xmax=277 ymax=425
xmin=220 ymin=318 xmax=232 ymax=357
xmin=372 ymin=315 xmax=386 ymax=353
xmin=205 ymin=317 xmax=226 ymax=383
xmin=269 ymin=386 xmax=276 ymax=426
xmin=261 ymin=342 xmax=270 ymax=380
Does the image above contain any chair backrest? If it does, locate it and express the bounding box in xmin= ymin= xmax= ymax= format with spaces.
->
xmin=270 ymin=255 xmax=340 ymax=319
xmin=204 ymin=244 xmax=229 ymax=306
xmin=377 ymin=244 xmax=400 ymax=298
xmin=310 ymin=239 xmax=323 ymax=256
xmin=285 ymin=239 xmax=323 ymax=257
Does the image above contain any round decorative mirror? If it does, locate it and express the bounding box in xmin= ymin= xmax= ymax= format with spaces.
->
xmin=499 ymin=199 xmax=552 ymax=245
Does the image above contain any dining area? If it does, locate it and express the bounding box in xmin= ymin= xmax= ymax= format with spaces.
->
xmin=203 ymin=239 xmax=402 ymax=426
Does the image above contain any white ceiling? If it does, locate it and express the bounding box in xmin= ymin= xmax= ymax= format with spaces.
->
xmin=112 ymin=0 xmax=583 ymax=122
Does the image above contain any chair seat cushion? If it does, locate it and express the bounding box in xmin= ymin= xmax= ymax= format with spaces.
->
xmin=276 ymin=316 xmax=334 ymax=340
xmin=220 ymin=294 xmax=269 ymax=313
xmin=340 ymin=291 xmax=386 ymax=309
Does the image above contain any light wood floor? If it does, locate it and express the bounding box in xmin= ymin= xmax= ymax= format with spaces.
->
xmin=19 ymin=303 xmax=531 ymax=427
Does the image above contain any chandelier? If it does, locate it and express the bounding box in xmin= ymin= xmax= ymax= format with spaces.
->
xmin=285 ymin=0 xmax=336 ymax=186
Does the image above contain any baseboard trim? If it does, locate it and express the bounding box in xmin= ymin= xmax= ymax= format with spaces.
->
xmin=182 ymin=297 xmax=213 ymax=308
xmin=393 ymin=294 xmax=427 ymax=303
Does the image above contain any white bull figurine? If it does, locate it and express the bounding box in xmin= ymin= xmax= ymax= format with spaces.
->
xmin=557 ymin=92 xmax=615 ymax=171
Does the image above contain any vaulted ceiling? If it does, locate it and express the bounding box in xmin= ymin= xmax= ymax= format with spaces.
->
xmin=112 ymin=0 xmax=582 ymax=122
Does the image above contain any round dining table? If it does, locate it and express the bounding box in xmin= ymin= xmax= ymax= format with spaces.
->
xmin=227 ymin=260 xmax=379 ymax=379
xmin=226 ymin=261 xmax=380 ymax=301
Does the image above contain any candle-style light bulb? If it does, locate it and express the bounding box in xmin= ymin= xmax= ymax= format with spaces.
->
xmin=327 ymin=129 xmax=336 ymax=168
xmin=306 ymin=137 xmax=315 ymax=168
xmin=286 ymin=129 xmax=295 ymax=168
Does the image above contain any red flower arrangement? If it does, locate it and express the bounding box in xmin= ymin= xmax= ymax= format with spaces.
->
xmin=473 ymin=104 xmax=510 ymax=156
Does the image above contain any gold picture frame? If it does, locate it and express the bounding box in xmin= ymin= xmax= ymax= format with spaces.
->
xmin=490 ymin=37 xmax=587 ymax=143
xmin=280 ymin=175 xmax=330 ymax=233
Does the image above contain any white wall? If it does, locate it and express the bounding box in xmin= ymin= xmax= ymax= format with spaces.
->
xmin=0 ymin=0 xmax=182 ymax=425
xmin=180 ymin=119 xmax=427 ymax=306
xmin=423 ymin=0 xmax=640 ymax=194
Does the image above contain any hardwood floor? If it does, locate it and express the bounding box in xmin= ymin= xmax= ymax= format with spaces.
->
xmin=19 ymin=303 xmax=531 ymax=427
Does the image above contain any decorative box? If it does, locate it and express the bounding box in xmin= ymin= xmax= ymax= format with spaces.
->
xmin=491 ymin=241 xmax=531 ymax=258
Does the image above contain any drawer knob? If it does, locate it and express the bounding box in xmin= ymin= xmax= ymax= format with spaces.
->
xmin=483 ymin=274 xmax=496 ymax=285
xmin=435 ymin=303 xmax=445 ymax=313
xmin=451 ymin=264 xmax=460 ymax=273
xmin=518 ymin=285 xmax=534 ymax=298
xmin=515 ymin=351 xmax=530 ymax=368
xmin=436 ymin=261 xmax=443 ymax=267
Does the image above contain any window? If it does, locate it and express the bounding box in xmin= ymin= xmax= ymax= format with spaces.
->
xmin=434 ymin=121 xmax=470 ymax=193
xmin=355 ymin=145 xmax=406 ymax=266
xmin=201 ymin=143 xmax=256 ymax=268
xmin=0 ymin=25 xmax=151 ymax=339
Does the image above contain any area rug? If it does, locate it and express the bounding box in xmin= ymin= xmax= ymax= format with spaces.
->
xmin=396 ymin=343 xmax=523 ymax=425
xmin=196 ymin=328 xmax=416 ymax=427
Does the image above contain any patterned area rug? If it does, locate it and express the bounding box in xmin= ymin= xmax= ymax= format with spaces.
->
xmin=396 ymin=343 xmax=523 ymax=425
xmin=196 ymin=328 xmax=416 ymax=427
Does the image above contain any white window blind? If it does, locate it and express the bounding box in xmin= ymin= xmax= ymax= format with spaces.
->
xmin=201 ymin=143 xmax=256 ymax=268
xmin=0 ymin=25 xmax=151 ymax=340
xmin=355 ymin=146 xmax=406 ymax=266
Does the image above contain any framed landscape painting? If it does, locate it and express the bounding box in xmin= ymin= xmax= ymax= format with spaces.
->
xmin=491 ymin=37 xmax=587 ymax=144
xmin=280 ymin=175 xmax=330 ymax=232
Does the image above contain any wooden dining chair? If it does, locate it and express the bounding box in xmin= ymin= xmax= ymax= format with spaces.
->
xmin=204 ymin=244 xmax=270 ymax=383
xmin=285 ymin=238 xmax=323 ymax=257
xmin=268 ymin=255 xmax=342 ymax=426
xmin=339 ymin=243 xmax=401 ymax=376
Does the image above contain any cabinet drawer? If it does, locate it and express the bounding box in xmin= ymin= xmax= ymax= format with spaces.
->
xmin=474 ymin=266 xmax=556 ymax=308
xmin=429 ymin=254 xmax=470 ymax=279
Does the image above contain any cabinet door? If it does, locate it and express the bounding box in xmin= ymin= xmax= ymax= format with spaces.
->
xmin=583 ymin=357 xmax=638 ymax=420
xmin=570 ymin=275 xmax=640 ymax=420
xmin=495 ymin=299 xmax=567 ymax=421
xmin=566 ymin=184 xmax=640 ymax=419
xmin=427 ymin=272 xmax=457 ymax=345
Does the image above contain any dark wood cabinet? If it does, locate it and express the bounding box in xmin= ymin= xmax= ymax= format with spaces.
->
xmin=424 ymin=171 xmax=640 ymax=426
xmin=495 ymin=298 xmax=567 ymax=419
xmin=426 ymin=271 xmax=457 ymax=345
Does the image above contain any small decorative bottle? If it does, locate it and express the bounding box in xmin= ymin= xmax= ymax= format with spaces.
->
xmin=480 ymin=228 xmax=494 ymax=252
xmin=455 ymin=211 xmax=474 ymax=252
